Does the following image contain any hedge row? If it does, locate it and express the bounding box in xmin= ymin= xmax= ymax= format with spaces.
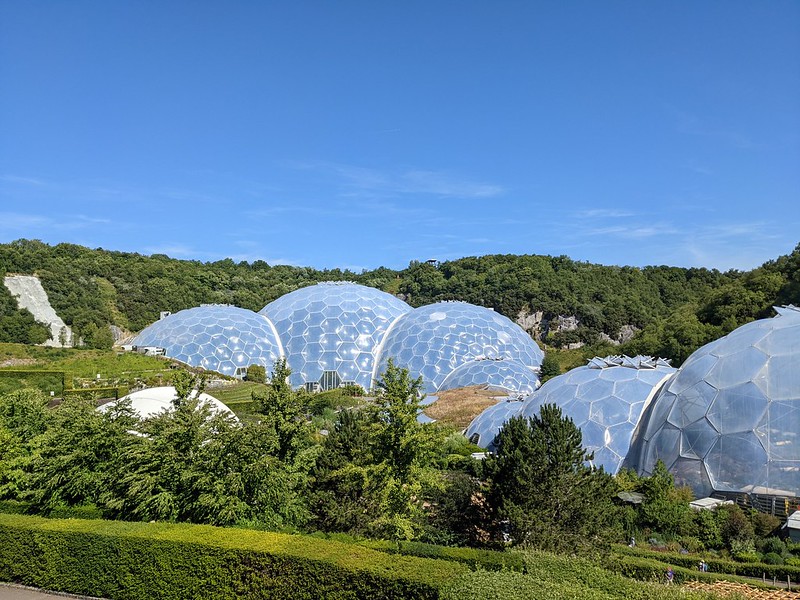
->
xmin=0 ymin=514 xmax=468 ymax=599
xmin=440 ymin=551 xmax=725 ymax=600
xmin=606 ymin=553 xmax=783 ymax=592
xmin=359 ymin=540 xmax=525 ymax=572
xmin=614 ymin=544 xmax=800 ymax=581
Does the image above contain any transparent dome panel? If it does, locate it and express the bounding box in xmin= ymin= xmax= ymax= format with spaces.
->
xmin=439 ymin=359 xmax=540 ymax=395
xmin=634 ymin=309 xmax=800 ymax=497
xmin=518 ymin=356 xmax=675 ymax=474
xmin=132 ymin=305 xmax=283 ymax=379
xmin=465 ymin=400 xmax=524 ymax=451
xmin=260 ymin=282 xmax=411 ymax=391
xmin=375 ymin=301 xmax=543 ymax=394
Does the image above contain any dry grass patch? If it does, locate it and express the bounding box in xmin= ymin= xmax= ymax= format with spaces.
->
xmin=424 ymin=386 xmax=506 ymax=429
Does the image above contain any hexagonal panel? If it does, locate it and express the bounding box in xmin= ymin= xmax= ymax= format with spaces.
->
xmin=132 ymin=305 xmax=283 ymax=378
xmin=260 ymin=282 xmax=411 ymax=390
xmin=438 ymin=359 xmax=539 ymax=395
xmin=375 ymin=301 xmax=544 ymax=394
xmin=465 ymin=400 xmax=524 ymax=451
xmin=517 ymin=355 xmax=676 ymax=474
xmin=635 ymin=308 xmax=800 ymax=496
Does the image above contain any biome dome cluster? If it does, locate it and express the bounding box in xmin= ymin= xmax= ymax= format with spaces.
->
xmin=467 ymin=306 xmax=800 ymax=499
xmin=131 ymin=282 xmax=544 ymax=395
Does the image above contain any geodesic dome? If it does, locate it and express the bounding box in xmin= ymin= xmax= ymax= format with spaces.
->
xmin=375 ymin=301 xmax=544 ymax=394
xmin=633 ymin=307 xmax=800 ymax=498
xmin=259 ymin=282 xmax=411 ymax=391
xmin=465 ymin=399 xmax=523 ymax=452
xmin=439 ymin=358 xmax=540 ymax=395
xmin=98 ymin=386 xmax=238 ymax=421
xmin=131 ymin=305 xmax=283 ymax=378
xmin=519 ymin=356 xmax=676 ymax=474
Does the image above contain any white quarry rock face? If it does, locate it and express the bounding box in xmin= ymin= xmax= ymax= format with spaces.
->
xmin=4 ymin=275 xmax=73 ymax=347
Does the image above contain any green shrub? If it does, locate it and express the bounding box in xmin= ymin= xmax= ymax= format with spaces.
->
xmin=760 ymin=536 xmax=786 ymax=556
xmin=245 ymin=364 xmax=266 ymax=384
xmin=359 ymin=539 xmax=525 ymax=572
xmin=605 ymin=553 xmax=773 ymax=593
xmin=45 ymin=503 xmax=104 ymax=520
xmin=763 ymin=552 xmax=784 ymax=565
xmin=678 ymin=536 xmax=705 ymax=553
xmin=0 ymin=514 xmax=467 ymax=599
xmin=733 ymin=551 xmax=761 ymax=564
xmin=0 ymin=500 xmax=30 ymax=515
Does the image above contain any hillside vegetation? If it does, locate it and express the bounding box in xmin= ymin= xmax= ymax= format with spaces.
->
xmin=1 ymin=239 xmax=798 ymax=364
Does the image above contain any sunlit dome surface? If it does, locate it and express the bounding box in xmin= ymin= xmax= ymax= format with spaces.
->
xmin=519 ymin=356 xmax=676 ymax=474
xmin=131 ymin=305 xmax=283 ymax=378
xmin=465 ymin=399 xmax=523 ymax=452
xmin=98 ymin=386 xmax=238 ymax=421
xmin=439 ymin=358 xmax=540 ymax=395
xmin=260 ymin=282 xmax=411 ymax=391
xmin=375 ymin=301 xmax=544 ymax=394
xmin=633 ymin=307 xmax=800 ymax=498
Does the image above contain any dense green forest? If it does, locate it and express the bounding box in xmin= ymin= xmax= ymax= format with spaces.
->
xmin=1 ymin=239 xmax=798 ymax=364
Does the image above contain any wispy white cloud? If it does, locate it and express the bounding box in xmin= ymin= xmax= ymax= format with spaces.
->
xmin=574 ymin=208 xmax=637 ymax=219
xmin=586 ymin=224 xmax=679 ymax=239
xmin=0 ymin=212 xmax=112 ymax=234
xmin=683 ymin=162 xmax=714 ymax=176
xmin=0 ymin=174 xmax=47 ymax=186
xmin=143 ymin=244 xmax=206 ymax=258
xmin=284 ymin=161 xmax=506 ymax=199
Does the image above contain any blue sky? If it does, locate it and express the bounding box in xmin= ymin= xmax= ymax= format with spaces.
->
xmin=1 ymin=1 xmax=798 ymax=272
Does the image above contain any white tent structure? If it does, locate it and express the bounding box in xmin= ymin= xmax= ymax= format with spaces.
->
xmin=98 ymin=386 xmax=238 ymax=422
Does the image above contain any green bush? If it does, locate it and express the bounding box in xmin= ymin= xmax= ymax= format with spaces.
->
xmin=0 ymin=500 xmax=30 ymax=515
xmin=733 ymin=551 xmax=761 ymax=564
xmin=45 ymin=503 xmax=104 ymax=520
xmin=0 ymin=514 xmax=467 ymax=599
xmin=245 ymin=364 xmax=266 ymax=384
xmin=359 ymin=539 xmax=525 ymax=572
xmin=763 ymin=552 xmax=784 ymax=565
xmin=760 ymin=536 xmax=786 ymax=556
xmin=442 ymin=567 xmax=727 ymax=600
xmin=678 ymin=536 xmax=705 ymax=553
xmin=605 ymin=553 xmax=773 ymax=593
xmin=0 ymin=370 xmax=65 ymax=396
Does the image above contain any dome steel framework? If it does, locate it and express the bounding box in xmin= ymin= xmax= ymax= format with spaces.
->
xmin=633 ymin=307 xmax=800 ymax=497
xmin=519 ymin=355 xmax=676 ymax=474
xmin=131 ymin=305 xmax=283 ymax=378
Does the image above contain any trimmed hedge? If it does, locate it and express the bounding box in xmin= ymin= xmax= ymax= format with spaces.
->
xmin=359 ymin=540 xmax=525 ymax=572
xmin=440 ymin=552 xmax=725 ymax=600
xmin=0 ymin=514 xmax=468 ymax=599
xmin=606 ymin=553 xmax=784 ymax=591
xmin=614 ymin=544 xmax=800 ymax=581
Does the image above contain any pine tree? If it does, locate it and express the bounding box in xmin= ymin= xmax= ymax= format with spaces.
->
xmin=486 ymin=404 xmax=618 ymax=553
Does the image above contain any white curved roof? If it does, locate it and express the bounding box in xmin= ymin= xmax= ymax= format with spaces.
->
xmin=98 ymin=386 xmax=238 ymax=421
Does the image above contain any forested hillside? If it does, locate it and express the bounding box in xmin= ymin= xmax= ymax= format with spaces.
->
xmin=0 ymin=239 xmax=797 ymax=364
